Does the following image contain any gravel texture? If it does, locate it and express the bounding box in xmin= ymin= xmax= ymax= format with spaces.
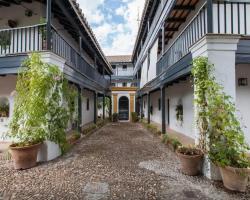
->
xmin=0 ymin=122 xmax=249 ymax=200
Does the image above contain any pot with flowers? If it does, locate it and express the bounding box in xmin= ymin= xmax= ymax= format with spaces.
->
xmin=176 ymin=146 xmax=204 ymax=176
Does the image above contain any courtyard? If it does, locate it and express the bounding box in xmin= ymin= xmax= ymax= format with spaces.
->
xmin=0 ymin=123 xmax=249 ymax=200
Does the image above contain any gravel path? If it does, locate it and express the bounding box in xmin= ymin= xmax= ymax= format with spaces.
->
xmin=0 ymin=123 xmax=249 ymax=200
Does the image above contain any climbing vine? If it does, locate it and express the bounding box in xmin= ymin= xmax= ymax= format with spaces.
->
xmin=9 ymin=53 xmax=76 ymax=152
xmin=192 ymin=57 xmax=249 ymax=168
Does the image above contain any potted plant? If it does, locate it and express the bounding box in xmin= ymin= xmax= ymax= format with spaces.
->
xmin=192 ymin=57 xmax=250 ymax=192
xmin=176 ymin=146 xmax=204 ymax=176
xmin=131 ymin=112 xmax=139 ymax=122
xmin=112 ymin=113 xmax=118 ymax=122
xmin=208 ymin=89 xmax=250 ymax=192
xmin=8 ymin=53 xmax=75 ymax=169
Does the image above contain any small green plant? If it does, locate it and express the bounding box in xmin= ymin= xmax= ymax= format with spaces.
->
xmin=112 ymin=113 xmax=119 ymax=122
xmin=177 ymin=146 xmax=203 ymax=156
xmin=170 ymin=138 xmax=182 ymax=150
xmin=0 ymin=31 xmax=11 ymax=50
xmin=131 ymin=112 xmax=139 ymax=122
xmin=175 ymin=104 xmax=183 ymax=124
xmin=0 ymin=98 xmax=9 ymax=117
xmin=161 ymin=134 xmax=169 ymax=143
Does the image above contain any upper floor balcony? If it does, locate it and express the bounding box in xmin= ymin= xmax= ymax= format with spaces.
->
xmin=0 ymin=0 xmax=112 ymax=90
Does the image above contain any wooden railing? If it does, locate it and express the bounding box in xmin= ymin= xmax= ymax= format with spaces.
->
xmin=156 ymin=5 xmax=207 ymax=75
xmin=0 ymin=24 xmax=109 ymax=88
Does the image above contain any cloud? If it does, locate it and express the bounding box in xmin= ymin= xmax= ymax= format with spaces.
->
xmin=78 ymin=0 xmax=145 ymax=56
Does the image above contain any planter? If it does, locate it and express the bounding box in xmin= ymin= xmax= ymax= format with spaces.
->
xmin=219 ymin=166 xmax=250 ymax=192
xmin=177 ymin=150 xmax=204 ymax=176
xmin=37 ymin=141 xmax=61 ymax=162
xmin=9 ymin=143 xmax=41 ymax=170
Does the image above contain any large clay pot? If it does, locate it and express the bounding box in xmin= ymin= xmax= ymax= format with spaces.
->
xmin=9 ymin=143 xmax=41 ymax=170
xmin=219 ymin=166 xmax=250 ymax=192
xmin=177 ymin=152 xmax=204 ymax=176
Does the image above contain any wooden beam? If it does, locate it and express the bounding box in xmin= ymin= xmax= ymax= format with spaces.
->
xmin=167 ymin=18 xmax=186 ymax=23
xmin=174 ymin=5 xmax=195 ymax=10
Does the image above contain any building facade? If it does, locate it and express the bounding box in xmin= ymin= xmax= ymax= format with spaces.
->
xmin=107 ymin=55 xmax=137 ymax=121
xmin=0 ymin=0 xmax=112 ymax=142
xmin=133 ymin=0 xmax=250 ymax=178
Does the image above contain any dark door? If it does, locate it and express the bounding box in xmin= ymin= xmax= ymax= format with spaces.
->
xmin=119 ymin=96 xmax=129 ymax=120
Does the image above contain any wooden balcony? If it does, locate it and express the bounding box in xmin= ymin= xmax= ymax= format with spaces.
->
xmin=0 ymin=24 xmax=110 ymax=88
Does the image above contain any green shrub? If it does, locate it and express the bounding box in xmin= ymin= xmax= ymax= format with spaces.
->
xmin=192 ymin=57 xmax=250 ymax=168
xmin=171 ymin=138 xmax=182 ymax=150
xmin=161 ymin=134 xmax=169 ymax=143
xmin=131 ymin=112 xmax=139 ymax=122
xmin=112 ymin=113 xmax=119 ymax=122
xmin=9 ymin=53 xmax=76 ymax=153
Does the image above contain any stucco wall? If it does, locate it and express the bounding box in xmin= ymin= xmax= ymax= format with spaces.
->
xmin=0 ymin=75 xmax=17 ymax=141
xmin=236 ymin=64 xmax=250 ymax=145
xmin=150 ymin=90 xmax=161 ymax=124
xmin=166 ymin=80 xmax=195 ymax=139
xmin=82 ymin=89 xmax=94 ymax=125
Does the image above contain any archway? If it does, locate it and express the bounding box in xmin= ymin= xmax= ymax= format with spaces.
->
xmin=119 ymin=96 xmax=129 ymax=120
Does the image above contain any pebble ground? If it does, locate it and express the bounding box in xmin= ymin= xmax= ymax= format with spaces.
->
xmin=0 ymin=123 xmax=249 ymax=200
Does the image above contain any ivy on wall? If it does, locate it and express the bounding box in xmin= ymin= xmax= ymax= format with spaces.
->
xmin=192 ymin=57 xmax=249 ymax=168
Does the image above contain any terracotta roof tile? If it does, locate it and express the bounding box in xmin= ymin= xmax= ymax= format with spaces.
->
xmin=106 ymin=55 xmax=132 ymax=63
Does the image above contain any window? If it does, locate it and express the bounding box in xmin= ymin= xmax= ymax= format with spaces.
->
xmin=158 ymin=98 xmax=161 ymax=110
xmin=0 ymin=97 xmax=9 ymax=118
xmin=112 ymin=65 xmax=116 ymax=69
xmin=122 ymin=65 xmax=127 ymax=70
xmin=111 ymin=83 xmax=116 ymax=87
xmin=86 ymin=98 xmax=90 ymax=111
xmin=122 ymin=82 xmax=127 ymax=87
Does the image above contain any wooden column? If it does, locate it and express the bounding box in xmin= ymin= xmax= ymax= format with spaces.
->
xmin=103 ymin=94 xmax=105 ymax=119
xmin=140 ymin=96 xmax=143 ymax=119
xmin=77 ymin=85 xmax=82 ymax=132
xmin=94 ymin=92 xmax=97 ymax=124
xmin=147 ymin=92 xmax=150 ymax=124
xmin=162 ymin=24 xmax=165 ymax=55
xmin=46 ymin=0 xmax=52 ymax=50
xmin=161 ymin=86 xmax=166 ymax=134
xmin=113 ymin=94 xmax=118 ymax=113
xmin=109 ymin=96 xmax=112 ymax=119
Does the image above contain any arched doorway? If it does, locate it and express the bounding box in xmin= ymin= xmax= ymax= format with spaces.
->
xmin=119 ymin=96 xmax=129 ymax=120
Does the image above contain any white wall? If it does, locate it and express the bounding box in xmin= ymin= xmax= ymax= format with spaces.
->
xmin=82 ymin=89 xmax=94 ymax=125
xmin=140 ymin=57 xmax=148 ymax=88
xmin=142 ymin=95 xmax=148 ymax=119
xmin=236 ymin=64 xmax=250 ymax=145
xmin=166 ymin=80 xmax=195 ymax=139
xmin=0 ymin=75 xmax=17 ymax=141
xmin=148 ymin=39 xmax=158 ymax=82
xmin=112 ymin=63 xmax=134 ymax=76
xmin=150 ymin=90 xmax=161 ymax=123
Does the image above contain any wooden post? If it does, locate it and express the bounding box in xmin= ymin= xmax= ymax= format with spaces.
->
xmin=140 ymin=96 xmax=143 ymax=119
xmin=161 ymin=86 xmax=166 ymax=134
xmin=103 ymin=94 xmax=105 ymax=120
xmin=94 ymin=92 xmax=97 ymax=124
xmin=147 ymin=92 xmax=150 ymax=124
xmin=77 ymin=85 xmax=82 ymax=132
xmin=46 ymin=0 xmax=52 ymax=50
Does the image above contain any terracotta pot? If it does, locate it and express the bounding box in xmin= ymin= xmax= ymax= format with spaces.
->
xmin=177 ymin=152 xmax=204 ymax=176
xmin=9 ymin=143 xmax=41 ymax=170
xmin=219 ymin=166 xmax=250 ymax=192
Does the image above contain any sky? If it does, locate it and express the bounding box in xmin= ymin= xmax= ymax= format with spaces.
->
xmin=77 ymin=0 xmax=145 ymax=56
